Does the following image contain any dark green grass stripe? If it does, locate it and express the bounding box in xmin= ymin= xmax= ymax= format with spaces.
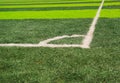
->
xmin=104 ymin=1 xmax=120 ymax=3
xmin=0 ymin=1 xmax=101 ymax=6
xmin=103 ymin=5 xmax=120 ymax=9
xmin=50 ymin=37 xmax=83 ymax=44
xmin=0 ymin=1 xmax=119 ymax=6
xmin=0 ymin=5 xmax=119 ymax=11
xmin=0 ymin=6 xmax=99 ymax=11
xmin=0 ymin=19 xmax=92 ymax=43
xmin=92 ymin=18 xmax=120 ymax=48
xmin=0 ymin=1 xmax=120 ymax=6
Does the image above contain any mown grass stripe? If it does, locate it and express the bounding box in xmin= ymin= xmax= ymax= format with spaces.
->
xmin=0 ymin=3 xmax=101 ymax=8
xmin=104 ymin=2 xmax=120 ymax=6
xmin=0 ymin=6 xmax=99 ymax=11
xmin=0 ymin=19 xmax=92 ymax=43
xmin=0 ymin=0 xmax=103 ymax=4
xmin=0 ymin=10 xmax=97 ymax=19
xmin=0 ymin=2 xmax=119 ymax=8
xmin=0 ymin=9 xmax=119 ymax=19
xmin=103 ymin=5 xmax=120 ymax=9
xmin=0 ymin=5 xmax=119 ymax=12
xmin=0 ymin=1 xmax=119 ymax=5
xmin=0 ymin=1 xmax=102 ymax=6
xmin=101 ymin=9 xmax=120 ymax=18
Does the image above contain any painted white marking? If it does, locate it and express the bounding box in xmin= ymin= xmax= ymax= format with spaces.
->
xmin=39 ymin=34 xmax=85 ymax=44
xmin=0 ymin=34 xmax=85 ymax=48
xmin=0 ymin=0 xmax=104 ymax=48
xmin=82 ymin=0 xmax=104 ymax=48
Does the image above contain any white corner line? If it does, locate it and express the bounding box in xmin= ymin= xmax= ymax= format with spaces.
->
xmin=39 ymin=34 xmax=85 ymax=44
xmin=82 ymin=0 xmax=104 ymax=48
xmin=0 ymin=0 xmax=104 ymax=48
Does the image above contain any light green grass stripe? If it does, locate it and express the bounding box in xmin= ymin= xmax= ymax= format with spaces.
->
xmin=104 ymin=2 xmax=120 ymax=6
xmin=0 ymin=3 xmax=100 ymax=8
xmin=100 ymin=9 xmax=120 ymax=18
xmin=0 ymin=10 xmax=97 ymax=19
xmin=0 ymin=1 xmax=102 ymax=4
xmin=0 ymin=2 xmax=119 ymax=8
xmin=0 ymin=9 xmax=119 ymax=19
xmin=0 ymin=0 xmax=103 ymax=3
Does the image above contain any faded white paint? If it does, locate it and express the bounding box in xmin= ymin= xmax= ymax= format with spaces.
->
xmin=82 ymin=0 xmax=104 ymax=48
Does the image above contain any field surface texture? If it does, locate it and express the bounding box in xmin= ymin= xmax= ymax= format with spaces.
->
xmin=0 ymin=0 xmax=120 ymax=83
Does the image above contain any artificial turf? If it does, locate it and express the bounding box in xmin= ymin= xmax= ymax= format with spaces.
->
xmin=0 ymin=0 xmax=103 ymax=3
xmin=50 ymin=37 xmax=84 ymax=44
xmin=0 ymin=9 xmax=120 ymax=19
xmin=0 ymin=0 xmax=120 ymax=83
xmin=0 ymin=19 xmax=92 ymax=43
xmin=0 ymin=1 xmax=119 ymax=19
xmin=0 ymin=10 xmax=98 ymax=19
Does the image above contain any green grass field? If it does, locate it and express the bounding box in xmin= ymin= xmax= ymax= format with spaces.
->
xmin=0 ymin=0 xmax=120 ymax=83
xmin=0 ymin=0 xmax=104 ymax=3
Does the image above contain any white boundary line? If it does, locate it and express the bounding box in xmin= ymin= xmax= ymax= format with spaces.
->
xmin=82 ymin=0 xmax=104 ymax=48
xmin=39 ymin=34 xmax=85 ymax=44
xmin=0 ymin=0 xmax=104 ymax=48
